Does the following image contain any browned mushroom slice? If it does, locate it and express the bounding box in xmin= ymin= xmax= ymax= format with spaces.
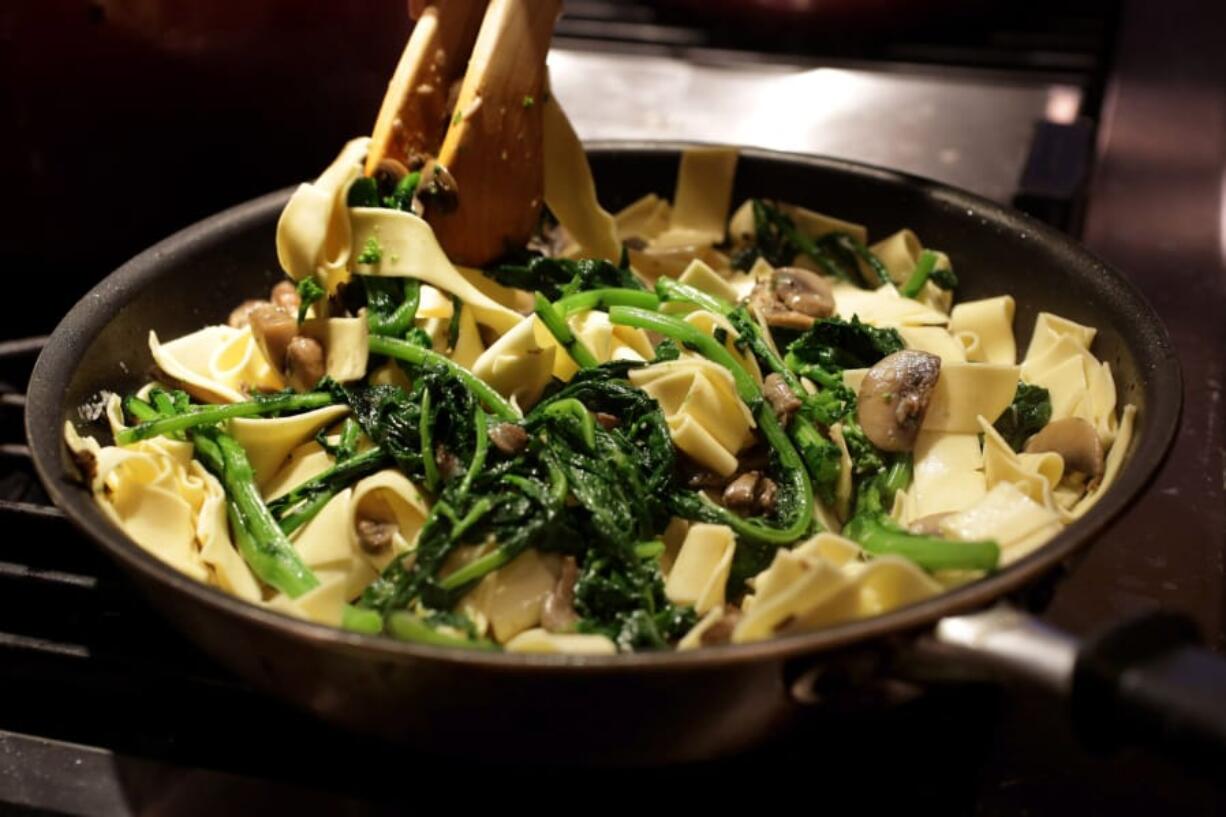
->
xmin=285 ymin=336 xmax=326 ymax=392
xmin=542 ymin=555 xmax=579 ymax=633
xmin=228 ymin=299 xmax=271 ymax=329
xmin=488 ymin=422 xmax=529 ymax=455
xmin=857 ymin=350 xmax=941 ymax=452
xmin=774 ymin=267 xmax=835 ymax=317
xmin=248 ymin=304 xmax=299 ymax=370
xmin=270 ymin=280 xmax=301 ymax=313
xmin=699 ymin=604 xmax=743 ymax=646
xmin=751 ymin=267 xmax=837 ymax=330
xmin=723 ymin=471 xmax=761 ymax=511
xmin=762 ymin=373 xmax=802 ymax=423
xmin=755 ymin=477 xmax=778 ymax=513
xmin=356 ymin=516 xmax=398 ymax=554
xmin=1024 ymin=417 xmax=1105 ymax=479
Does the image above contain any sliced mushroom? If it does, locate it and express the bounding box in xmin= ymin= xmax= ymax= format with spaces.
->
xmin=415 ymin=160 xmax=459 ymax=214
xmin=270 ymin=280 xmax=301 ymax=313
xmin=356 ymin=516 xmax=397 ymax=554
xmin=686 ymin=468 xmax=726 ymax=490
xmin=723 ymin=471 xmax=761 ymax=511
xmin=594 ymin=412 xmax=621 ymax=430
xmin=751 ymin=266 xmax=836 ymax=330
xmin=248 ymin=304 xmax=298 ymax=370
xmin=763 ymin=373 xmax=802 ymax=424
xmin=700 ymin=604 xmax=743 ymax=646
xmin=541 ymin=556 xmax=580 ymax=633
xmin=373 ymin=157 xmax=411 ymax=186
xmin=857 ymin=349 xmax=941 ymax=452
xmin=489 ymin=422 xmax=529 ymax=456
xmin=1024 ymin=417 xmax=1104 ymax=480
xmin=228 ymin=299 xmax=271 ymax=329
xmin=285 ymin=336 xmax=326 ymax=392
xmin=755 ymin=477 xmax=778 ymax=513
xmin=908 ymin=512 xmax=953 ymax=536
xmin=775 ymin=267 xmax=836 ymax=316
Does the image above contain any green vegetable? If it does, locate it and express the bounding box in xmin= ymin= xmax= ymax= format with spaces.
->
xmin=574 ymin=553 xmax=696 ymax=651
xmin=115 ymin=391 xmax=335 ymax=445
xmin=356 ymin=236 xmax=383 ymax=265
xmin=842 ymin=457 xmax=999 ymax=572
xmin=368 ymin=335 xmax=519 ymax=421
xmin=486 ymin=254 xmax=642 ymax=301
xmin=296 ymin=277 xmax=326 ymax=323
xmin=900 ymin=250 xmax=939 ymax=298
xmin=362 ymin=276 xmax=421 ymax=337
xmin=341 ymin=603 xmax=384 ymax=634
xmin=534 ymin=292 xmax=599 ymax=370
xmin=268 ymin=446 xmax=390 ymax=535
xmin=386 ymin=611 xmax=499 ymax=650
xmin=346 ymin=177 xmax=379 ymax=207
xmin=993 ymin=382 xmax=1052 ymax=451
xmin=554 ymin=287 xmax=659 ymax=315
xmin=786 ymin=316 xmax=904 ymax=373
xmin=383 ymin=171 xmax=421 ymax=212
xmin=731 ymin=199 xmax=870 ymax=288
xmin=195 ymin=429 xmax=320 ymax=597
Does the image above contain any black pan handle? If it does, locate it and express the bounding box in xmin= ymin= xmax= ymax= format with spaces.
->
xmin=929 ymin=605 xmax=1226 ymax=773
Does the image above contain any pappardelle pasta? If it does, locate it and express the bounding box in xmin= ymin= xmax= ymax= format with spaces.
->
xmin=66 ymin=113 xmax=1134 ymax=654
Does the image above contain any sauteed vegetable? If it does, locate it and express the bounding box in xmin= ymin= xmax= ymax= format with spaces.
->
xmin=65 ymin=116 xmax=1135 ymax=654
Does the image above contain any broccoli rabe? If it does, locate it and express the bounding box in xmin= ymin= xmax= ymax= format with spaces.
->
xmin=993 ymin=382 xmax=1053 ymax=451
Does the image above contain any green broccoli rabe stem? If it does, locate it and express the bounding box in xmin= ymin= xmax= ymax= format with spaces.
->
xmin=844 ymin=515 xmax=1000 ymax=572
xmin=900 ymin=250 xmax=939 ymax=298
xmin=385 ymin=611 xmax=499 ymax=650
xmin=609 ymin=304 xmax=815 ymax=546
xmin=539 ymin=398 xmax=596 ymax=451
xmin=269 ymin=446 xmax=390 ymax=535
xmin=555 ymin=288 xmax=660 ymax=315
xmin=366 ymin=278 xmax=421 ymax=337
xmin=608 ymin=306 xmax=759 ymax=405
xmin=843 ymin=465 xmax=999 ymax=572
xmin=419 ymin=389 xmax=441 ymax=494
xmin=656 ymin=278 xmax=806 ymax=394
xmin=368 ymin=334 xmax=519 ymax=421
xmin=654 ymin=277 xmax=733 ymax=316
xmin=827 ymin=233 xmax=890 ymax=287
xmin=341 ymin=603 xmax=383 ymax=634
xmin=123 ymin=395 xmax=161 ymax=424
xmin=115 ymin=392 xmax=335 ymax=445
xmin=456 ymin=407 xmax=489 ymax=501
xmin=196 ymin=429 xmax=320 ymax=598
xmin=684 ymin=403 xmax=815 ymax=545
xmin=534 ymin=292 xmax=600 ymax=370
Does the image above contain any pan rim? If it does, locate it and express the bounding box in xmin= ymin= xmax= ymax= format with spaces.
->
xmin=26 ymin=141 xmax=1183 ymax=673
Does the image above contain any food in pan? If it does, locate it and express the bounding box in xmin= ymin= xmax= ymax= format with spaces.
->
xmin=64 ymin=107 xmax=1134 ymax=653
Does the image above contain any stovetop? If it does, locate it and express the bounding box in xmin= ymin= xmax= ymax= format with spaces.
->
xmin=2 ymin=1 xmax=1224 ymax=814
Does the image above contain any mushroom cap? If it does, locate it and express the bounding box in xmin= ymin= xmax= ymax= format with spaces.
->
xmin=752 ymin=266 xmax=836 ymax=329
xmin=1024 ymin=417 xmax=1105 ymax=478
xmin=856 ymin=349 xmax=941 ymax=452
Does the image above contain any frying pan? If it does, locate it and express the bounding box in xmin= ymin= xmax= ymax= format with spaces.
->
xmin=25 ymin=144 xmax=1226 ymax=768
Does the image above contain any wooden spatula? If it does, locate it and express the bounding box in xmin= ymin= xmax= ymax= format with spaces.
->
xmin=366 ymin=0 xmax=562 ymax=267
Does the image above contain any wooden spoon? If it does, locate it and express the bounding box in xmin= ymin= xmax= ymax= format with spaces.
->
xmin=366 ymin=0 xmax=562 ymax=267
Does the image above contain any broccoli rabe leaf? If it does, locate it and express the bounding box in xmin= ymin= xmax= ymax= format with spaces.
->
xmin=485 ymin=253 xmax=643 ymax=301
xmin=786 ymin=315 xmax=904 ymax=373
xmin=993 ymin=382 xmax=1052 ymax=451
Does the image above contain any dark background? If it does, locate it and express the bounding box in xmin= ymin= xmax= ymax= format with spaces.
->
xmin=2 ymin=1 xmax=1224 ymax=813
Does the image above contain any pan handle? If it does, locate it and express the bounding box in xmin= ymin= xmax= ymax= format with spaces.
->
xmin=929 ymin=605 xmax=1226 ymax=774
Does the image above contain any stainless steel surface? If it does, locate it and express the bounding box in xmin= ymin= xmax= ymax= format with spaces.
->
xmin=549 ymin=49 xmax=1082 ymax=204
xmin=935 ymin=606 xmax=1079 ymax=692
